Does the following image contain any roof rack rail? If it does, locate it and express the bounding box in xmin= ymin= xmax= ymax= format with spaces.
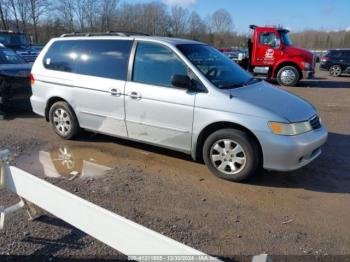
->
xmin=60 ymin=31 xmax=150 ymax=38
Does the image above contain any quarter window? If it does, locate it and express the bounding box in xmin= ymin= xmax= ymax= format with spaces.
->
xmin=132 ymin=42 xmax=188 ymax=87
xmin=43 ymin=41 xmax=78 ymax=72
xmin=43 ymin=40 xmax=132 ymax=80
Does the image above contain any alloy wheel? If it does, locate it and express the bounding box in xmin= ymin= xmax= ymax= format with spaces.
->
xmin=53 ymin=108 xmax=72 ymax=136
xmin=280 ymin=69 xmax=297 ymax=85
xmin=329 ymin=65 xmax=342 ymax=77
xmin=210 ymin=139 xmax=247 ymax=175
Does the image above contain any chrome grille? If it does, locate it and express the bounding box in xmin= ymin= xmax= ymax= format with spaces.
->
xmin=309 ymin=115 xmax=321 ymax=130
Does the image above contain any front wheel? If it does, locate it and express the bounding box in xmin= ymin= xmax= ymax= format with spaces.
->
xmin=203 ymin=129 xmax=260 ymax=182
xmin=329 ymin=65 xmax=342 ymax=77
xmin=276 ymin=66 xmax=300 ymax=86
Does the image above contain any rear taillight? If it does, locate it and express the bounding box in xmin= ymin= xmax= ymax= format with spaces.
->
xmin=320 ymin=57 xmax=330 ymax=62
xmin=30 ymin=73 xmax=35 ymax=85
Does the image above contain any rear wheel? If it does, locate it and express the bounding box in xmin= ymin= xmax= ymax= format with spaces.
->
xmin=0 ymin=78 xmax=6 ymax=119
xmin=203 ymin=129 xmax=260 ymax=182
xmin=277 ymin=66 xmax=300 ymax=86
xmin=329 ymin=65 xmax=342 ymax=77
xmin=49 ymin=101 xmax=80 ymax=140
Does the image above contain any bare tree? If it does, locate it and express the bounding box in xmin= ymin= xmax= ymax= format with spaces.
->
xmin=85 ymin=0 xmax=98 ymax=31
xmin=211 ymin=9 xmax=233 ymax=33
xmin=99 ymin=0 xmax=119 ymax=31
xmin=188 ymin=11 xmax=207 ymax=40
xmin=19 ymin=0 xmax=30 ymax=33
xmin=142 ymin=2 xmax=169 ymax=35
xmin=57 ymin=0 xmax=75 ymax=32
xmin=2 ymin=1 xmax=347 ymax=49
xmin=170 ymin=6 xmax=188 ymax=37
xmin=74 ymin=0 xmax=86 ymax=31
xmin=0 ymin=0 xmax=10 ymax=30
xmin=9 ymin=0 xmax=20 ymax=31
xmin=29 ymin=0 xmax=48 ymax=42
xmin=115 ymin=3 xmax=142 ymax=32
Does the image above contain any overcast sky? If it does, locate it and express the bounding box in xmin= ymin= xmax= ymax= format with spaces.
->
xmin=134 ymin=0 xmax=350 ymax=33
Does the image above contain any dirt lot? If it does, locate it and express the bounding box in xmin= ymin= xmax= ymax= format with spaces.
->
xmin=1 ymin=68 xmax=350 ymax=261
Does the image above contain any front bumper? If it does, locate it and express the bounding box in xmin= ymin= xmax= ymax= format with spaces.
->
xmin=257 ymin=126 xmax=328 ymax=171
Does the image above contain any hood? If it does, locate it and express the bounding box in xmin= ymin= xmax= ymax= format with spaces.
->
xmin=284 ymin=45 xmax=313 ymax=62
xmin=0 ymin=63 xmax=32 ymax=77
xmin=229 ymin=81 xmax=316 ymax=122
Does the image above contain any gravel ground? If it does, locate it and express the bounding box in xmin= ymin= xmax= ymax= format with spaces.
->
xmin=0 ymin=68 xmax=350 ymax=261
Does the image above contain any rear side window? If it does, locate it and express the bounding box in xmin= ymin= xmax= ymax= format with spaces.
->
xmin=132 ymin=42 xmax=187 ymax=87
xmin=43 ymin=40 xmax=132 ymax=80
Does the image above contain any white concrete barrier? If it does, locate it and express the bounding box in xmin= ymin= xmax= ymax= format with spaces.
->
xmin=1 ymin=149 xmax=271 ymax=261
xmin=0 ymin=150 xmax=219 ymax=260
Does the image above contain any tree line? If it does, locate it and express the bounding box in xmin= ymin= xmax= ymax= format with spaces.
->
xmin=290 ymin=30 xmax=350 ymax=50
xmin=0 ymin=0 xmax=349 ymax=49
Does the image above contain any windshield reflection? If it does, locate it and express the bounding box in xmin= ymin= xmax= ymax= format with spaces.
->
xmin=177 ymin=44 xmax=252 ymax=89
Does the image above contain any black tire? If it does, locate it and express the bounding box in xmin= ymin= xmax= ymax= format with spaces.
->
xmin=0 ymin=78 xmax=6 ymax=119
xmin=329 ymin=65 xmax=342 ymax=77
xmin=49 ymin=101 xmax=80 ymax=140
xmin=276 ymin=66 xmax=300 ymax=86
xmin=202 ymin=129 xmax=260 ymax=182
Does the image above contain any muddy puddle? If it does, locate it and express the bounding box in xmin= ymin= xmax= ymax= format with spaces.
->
xmin=17 ymin=146 xmax=121 ymax=180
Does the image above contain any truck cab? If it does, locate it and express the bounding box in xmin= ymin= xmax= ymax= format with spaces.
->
xmin=246 ymin=25 xmax=315 ymax=86
xmin=0 ymin=30 xmax=40 ymax=63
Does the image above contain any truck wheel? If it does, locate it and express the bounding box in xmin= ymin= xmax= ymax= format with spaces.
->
xmin=329 ymin=65 xmax=342 ymax=77
xmin=49 ymin=101 xmax=80 ymax=140
xmin=277 ymin=66 xmax=299 ymax=86
xmin=202 ymin=129 xmax=260 ymax=182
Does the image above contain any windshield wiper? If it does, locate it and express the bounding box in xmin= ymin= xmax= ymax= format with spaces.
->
xmin=243 ymin=77 xmax=262 ymax=86
xmin=219 ymin=77 xmax=261 ymax=89
xmin=219 ymin=83 xmax=245 ymax=89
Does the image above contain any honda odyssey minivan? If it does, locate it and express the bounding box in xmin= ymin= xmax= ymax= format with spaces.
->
xmin=30 ymin=33 xmax=328 ymax=182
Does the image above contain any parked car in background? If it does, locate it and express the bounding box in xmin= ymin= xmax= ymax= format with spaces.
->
xmin=311 ymin=50 xmax=327 ymax=63
xmin=0 ymin=45 xmax=32 ymax=116
xmin=30 ymin=33 xmax=327 ymax=182
xmin=220 ymin=48 xmax=247 ymax=62
xmin=320 ymin=49 xmax=350 ymax=77
xmin=0 ymin=30 xmax=40 ymax=62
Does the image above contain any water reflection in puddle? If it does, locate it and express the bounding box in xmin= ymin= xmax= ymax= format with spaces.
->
xmin=35 ymin=146 xmax=116 ymax=180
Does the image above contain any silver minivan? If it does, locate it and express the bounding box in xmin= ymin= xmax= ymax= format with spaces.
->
xmin=30 ymin=33 xmax=328 ymax=181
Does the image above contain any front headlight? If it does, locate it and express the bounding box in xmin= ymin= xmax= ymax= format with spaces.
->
xmin=269 ymin=121 xmax=312 ymax=136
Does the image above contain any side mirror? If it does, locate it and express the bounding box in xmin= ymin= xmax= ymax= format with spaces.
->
xmin=171 ymin=74 xmax=193 ymax=89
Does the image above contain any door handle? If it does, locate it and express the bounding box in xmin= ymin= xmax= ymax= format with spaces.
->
xmin=129 ymin=91 xmax=142 ymax=100
xmin=109 ymin=88 xmax=121 ymax=97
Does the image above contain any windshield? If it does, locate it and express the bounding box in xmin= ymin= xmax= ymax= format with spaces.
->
xmin=177 ymin=44 xmax=252 ymax=89
xmin=279 ymin=31 xmax=292 ymax=46
xmin=0 ymin=33 xmax=30 ymax=48
xmin=0 ymin=49 xmax=26 ymax=64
